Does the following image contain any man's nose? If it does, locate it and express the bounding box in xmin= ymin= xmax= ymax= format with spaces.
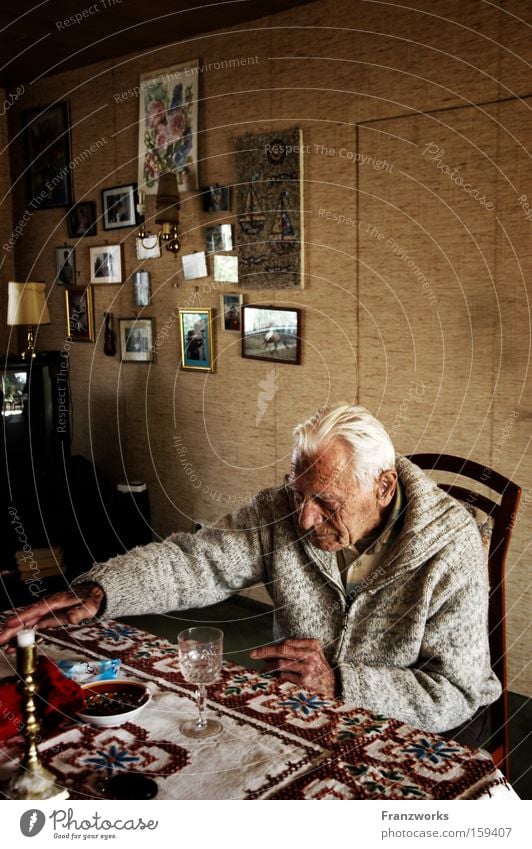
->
xmin=298 ymin=498 xmax=323 ymax=530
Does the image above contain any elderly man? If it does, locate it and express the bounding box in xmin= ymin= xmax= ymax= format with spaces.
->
xmin=0 ymin=404 xmax=500 ymax=741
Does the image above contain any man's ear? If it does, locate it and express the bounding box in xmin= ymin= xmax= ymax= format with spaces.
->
xmin=376 ymin=470 xmax=398 ymax=505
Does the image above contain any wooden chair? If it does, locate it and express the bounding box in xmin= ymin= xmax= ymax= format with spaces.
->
xmin=407 ymin=453 xmax=521 ymax=779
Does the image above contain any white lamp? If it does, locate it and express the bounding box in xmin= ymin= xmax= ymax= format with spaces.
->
xmin=7 ymin=281 xmax=51 ymax=359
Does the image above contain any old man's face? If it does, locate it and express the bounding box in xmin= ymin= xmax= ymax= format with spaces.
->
xmin=289 ymin=440 xmax=396 ymax=551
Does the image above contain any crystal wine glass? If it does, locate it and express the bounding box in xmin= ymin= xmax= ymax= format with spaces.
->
xmin=178 ymin=626 xmax=223 ymax=738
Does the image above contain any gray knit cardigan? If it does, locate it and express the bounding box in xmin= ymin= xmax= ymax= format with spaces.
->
xmin=75 ymin=456 xmax=501 ymax=732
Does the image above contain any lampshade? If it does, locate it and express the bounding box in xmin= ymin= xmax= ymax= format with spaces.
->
xmin=155 ymin=172 xmax=180 ymax=225
xmin=7 ymin=282 xmax=51 ymax=326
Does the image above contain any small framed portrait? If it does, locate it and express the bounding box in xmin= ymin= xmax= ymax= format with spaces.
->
xmin=55 ymin=245 xmax=76 ymax=286
xmin=220 ymin=293 xmax=243 ymax=332
xmin=205 ymin=224 xmax=232 ymax=253
xmin=133 ymin=271 xmax=151 ymax=306
xmin=202 ymin=185 xmax=231 ymax=212
xmin=242 ymin=305 xmax=301 ymax=365
xmin=119 ymin=317 xmax=154 ymax=362
xmin=65 ymin=286 xmax=94 ymax=342
xmin=136 ymin=234 xmax=161 ymax=260
xmin=22 ymin=102 xmax=73 ymax=208
xmin=178 ymin=308 xmax=214 ymax=372
xmin=89 ymin=244 xmax=122 ymax=284
xmin=67 ymin=201 xmax=97 ymax=237
xmin=102 ymin=183 xmax=139 ymax=230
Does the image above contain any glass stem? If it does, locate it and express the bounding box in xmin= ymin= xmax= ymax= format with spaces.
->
xmin=196 ymin=684 xmax=207 ymax=728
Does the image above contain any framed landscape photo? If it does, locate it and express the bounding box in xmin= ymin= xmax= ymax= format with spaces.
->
xmin=22 ymin=102 xmax=73 ymax=208
xmin=65 ymin=286 xmax=94 ymax=342
xmin=89 ymin=245 xmax=122 ymax=284
xmin=67 ymin=201 xmax=97 ymax=237
xmin=220 ymin=293 xmax=243 ymax=332
xmin=119 ymin=318 xmax=154 ymax=362
xmin=102 ymin=183 xmax=138 ymax=230
xmin=178 ymin=308 xmax=214 ymax=372
xmin=242 ymin=305 xmax=301 ymax=365
xmin=55 ymin=245 xmax=75 ymax=286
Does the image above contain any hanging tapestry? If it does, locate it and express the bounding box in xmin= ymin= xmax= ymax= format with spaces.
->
xmin=234 ymin=128 xmax=304 ymax=288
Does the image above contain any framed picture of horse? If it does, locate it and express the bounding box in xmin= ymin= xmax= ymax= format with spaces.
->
xmin=241 ymin=305 xmax=301 ymax=365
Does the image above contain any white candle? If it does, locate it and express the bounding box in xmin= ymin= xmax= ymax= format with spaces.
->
xmin=17 ymin=629 xmax=35 ymax=648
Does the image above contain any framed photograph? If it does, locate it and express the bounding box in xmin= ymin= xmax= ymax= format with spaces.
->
xmin=102 ymin=183 xmax=139 ymax=230
xmin=65 ymin=286 xmax=94 ymax=342
xmin=133 ymin=271 xmax=151 ymax=306
xmin=214 ymin=254 xmax=238 ymax=283
xmin=202 ymin=185 xmax=231 ymax=212
xmin=242 ymin=305 xmax=301 ymax=365
xmin=89 ymin=245 xmax=122 ymax=284
xmin=67 ymin=201 xmax=97 ymax=237
xmin=22 ymin=102 xmax=73 ymax=208
xmin=138 ymin=60 xmax=199 ymax=193
xmin=182 ymin=251 xmax=207 ymax=280
xmin=136 ymin=235 xmax=161 ymax=260
xmin=178 ymin=308 xmax=214 ymax=371
xmin=55 ymin=245 xmax=76 ymax=286
xmin=220 ymin=293 xmax=243 ymax=332
xmin=119 ymin=318 xmax=154 ymax=362
xmin=205 ymin=224 xmax=232 ymax=253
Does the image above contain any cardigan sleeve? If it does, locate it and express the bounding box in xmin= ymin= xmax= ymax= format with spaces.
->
xmin=72 ymin=496 xmax=270 ymax=619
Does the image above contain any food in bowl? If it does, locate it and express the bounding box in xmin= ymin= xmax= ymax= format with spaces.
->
xmin=78 ymin=680 xmax=151 ymax=727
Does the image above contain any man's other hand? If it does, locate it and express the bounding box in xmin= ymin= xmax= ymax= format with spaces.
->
xmin=250 ymin=638 xmax=336 ymax=697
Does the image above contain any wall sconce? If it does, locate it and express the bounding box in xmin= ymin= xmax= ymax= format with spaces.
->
xmin=7 ymin=281 xmax=51 ymax=359
xmin=137 ymin=172 xmax=180 ymax=257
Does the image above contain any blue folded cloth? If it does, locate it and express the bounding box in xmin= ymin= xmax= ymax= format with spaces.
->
xmin=56 ymin=658 xmax=120 ymax=684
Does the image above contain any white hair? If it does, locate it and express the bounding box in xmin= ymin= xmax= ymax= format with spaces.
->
xmin=293 ymin=403 xmax=396 ymax=487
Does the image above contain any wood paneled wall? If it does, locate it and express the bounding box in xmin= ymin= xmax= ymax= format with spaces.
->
xmin=3 ymin=0 xmax=531 ymax=695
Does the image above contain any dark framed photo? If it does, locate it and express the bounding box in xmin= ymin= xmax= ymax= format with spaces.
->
xmin=55 ymin=245 xmax=76 ymax=286
xmin=67 ymin=201 xmax=97 ymax=237
xmin=220 ymin=293 xmax=243 ymax=332
xmin=205 ymin=224 xmax=232 ymax=253
xmin=22 ymin=102 xmax=73 ymax=208
xmin=102 ymin=183 xmax=139 ymax=230
xmin=202 ymin=185 xmax=231 ymax=212
xmin=89 ymin=245 xmax=122 ymax=284
xmin=119 ymin=318 xmax=154 ymax=362
xmin=65 ymin=286 xmax=94 ymax=342
xmin=242 ymin=305 xmax=301 ymax=364
xmin=179 ymin=308 xmax=214 ymax=372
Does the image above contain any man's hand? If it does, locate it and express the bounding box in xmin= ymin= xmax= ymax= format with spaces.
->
xmin=250 ymin=638 xmax=336 ymax=698
xmin=0 ymin=583 xmax=105 ymax=650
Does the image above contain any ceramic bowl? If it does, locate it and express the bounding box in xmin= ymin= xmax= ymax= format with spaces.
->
xmin=78 ymin=679 xmax=151 ymax=728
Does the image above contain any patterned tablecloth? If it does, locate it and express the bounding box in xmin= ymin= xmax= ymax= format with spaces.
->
xmin=0 ymin=618 xmax=513 ymax=800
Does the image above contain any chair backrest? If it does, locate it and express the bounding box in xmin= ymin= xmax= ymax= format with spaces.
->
xmin=407 ymin=453 xmax=521 ymax=779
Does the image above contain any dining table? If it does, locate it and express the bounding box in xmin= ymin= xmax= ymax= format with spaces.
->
xmin=0 ymin=614 xmax=519 ymax=801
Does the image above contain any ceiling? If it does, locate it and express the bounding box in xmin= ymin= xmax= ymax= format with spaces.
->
xmin=0 ymin=0 xmax=314 ymax=88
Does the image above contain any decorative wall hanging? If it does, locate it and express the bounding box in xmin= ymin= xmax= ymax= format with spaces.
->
xmin=241 ymin=305 xmax=301 ymax=364
xmin=205 ymin=224 xmax=232 ymax=253
xmin=133 ymin=271 xmax=151 ymax=306
xmin=234 ymin=128 xmax=304 ymax=289
xmin=182 ymin=251 xmax=207 ymax=280
xmin=178 ymin=308 xmax=214 ymax=371
xmin=202 ymin=185 xmax=231 ymax=212
xmin=22 ymin=102 xmax=73 ymax=208
xmin=138 ymin=61 xmax=199 ymax=193
xmin=214 ymin=255 xmax=238 ymax=283
xmin=102 ymin=183 xmax=139 ymax=230
xmin=65 ymin=287 xmax=94 ymax=342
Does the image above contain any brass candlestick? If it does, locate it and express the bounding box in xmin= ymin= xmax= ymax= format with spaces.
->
xmin=7 ymin=633 xmax=69 ymax=800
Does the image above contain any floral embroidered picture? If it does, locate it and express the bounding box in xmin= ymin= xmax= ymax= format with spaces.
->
xmin=138 ymin=61 xmax=199 ymax=193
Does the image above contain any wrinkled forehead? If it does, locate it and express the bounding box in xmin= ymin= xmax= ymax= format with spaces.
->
xmin=291 ymin=441 xmax=356 ymax=488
